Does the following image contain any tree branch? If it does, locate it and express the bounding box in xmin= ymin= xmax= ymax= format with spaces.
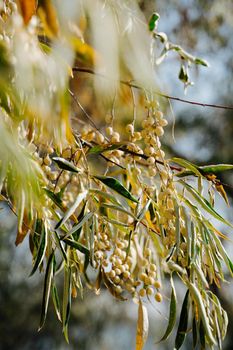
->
xmin=72 ymin=66 xmax=233 ymax=111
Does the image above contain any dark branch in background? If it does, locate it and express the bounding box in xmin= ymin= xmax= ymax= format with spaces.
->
xmin=72 ymin=67 xmax=233 ymax=110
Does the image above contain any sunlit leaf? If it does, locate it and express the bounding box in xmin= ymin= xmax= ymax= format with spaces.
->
xmin=194 ymin=58 xmax=209 ymax=67
xmin=179 ymin=180 xmax=233 ymax=228
xmin=38 ymin=251 xmax=54 ymax=331
xmin=89 ymin=189 xmax=122 ymax=205
xmin=52 ymin=282 xmax=62 ymax=322
xmin=159 ymin=278 xmax=176 ymax=342
xmin=38 ymin=0 xmax=58 ymax=37
xmin=88 ymin=143 xmax=123 ymax=155
xmin=171 ymin=157 xmax=203 ymax=177
xmin=94 ymin=175 xmax=138 ymax=203
xmin=189 ymin=283 xmax=216 ymax=345
xmin=55 ymin=190 xmax=88 ymax=230
xmin=63 ymin=239 xmax=90 ymax=256
xmin=61 ymin=212 xmax=93 ymax=240
xmin=53 ymin=157 xmax=80 ymax=173
xmin=176 ymin=163 xmax=233 ymax=177
xmin=137 ymin=199 xmax=151 ymax=222
xmin=101 ymin=203 xmax=136 ymax=219
xmin=136 ymin=299 xmax=149 ymax=350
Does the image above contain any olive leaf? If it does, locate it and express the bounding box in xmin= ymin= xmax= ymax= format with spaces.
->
xmin=94 ymin=175 xmax=138 ymax=203
xmin=175 ymin=290 xmax=189 ymax=349
xmin=158 ymin=278 xmax=177 ymax=342
xmin=53 ymin=157 xmax=80 ymax=173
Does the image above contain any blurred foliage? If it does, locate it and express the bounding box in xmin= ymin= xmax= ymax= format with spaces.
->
xmin=0 ymin=1 xmax=233 ymax=350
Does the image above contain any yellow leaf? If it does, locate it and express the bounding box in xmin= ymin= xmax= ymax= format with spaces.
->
xmin=37 ymin=0 xmax=58 ymax=37
xmin=18 ymin=0 xmax=37 ymax=24
xmin=71 ymin=38 xmax=97 ymax=65
xmin=215 ymin=183 xmax=229 ymax=206
xmin=135 ymin=300 xmax=149 ymax=350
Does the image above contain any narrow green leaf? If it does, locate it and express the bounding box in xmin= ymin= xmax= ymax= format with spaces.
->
xmin=88 ymin=143 xmax=122 ymax=155
xmin=89 ymin=216 xmax=95 ymax=267
xmin=211 ymin=233 xmax=233 ymax=277
xmin=200 ymin=163 xmax=233 ymax=174
xmin=179 ymin=180 xmax=233 ymax=228
xmin=61 ymin=212 xmax=93 ymax=240
xmin=52 ymin=282 xmax=62 ymax=322
xmin=30 ymin=221 xmax=48 ymax=276
xmin=63 ymin=266 xmax=72 ymax=343
xmin=159 ymin=278 xmax=177 ymax=342
xmin=199 ymin=320 xmax=206 ymax=348
xmin=72 ymin=203 xmax=86 ymax=241
xmin=38 ymin=251 xmax=54 ymax=331
xmin=137 ymin=199 xmax=151 ymax=221
xmin=148 ymin=12 xmax=160 ymax=31
xmin=53 ymin=157 xmax=80 ymax=173
xmin=63 ymin=239 xmax=90 ymax=256
xmin=44 ymin=188 xmax=63 ymax=210
xmin=194 ymin=58 xmax=209 ymax=67
xmin=189 ymin=283 xmax=216 ymax=345
xmin=172 ymin=157 xmax=203 ymax=177
xmin=178 ymin=65 xmax=188 ymax=83
xmin=175 ymin=290 xmax=189 ymax=349
xmin=55 ymin=190 xmax=88 ymax=230
xmin=174 ymin=201 xmax=180 ymax=257
xmin=227 ymin=257 xmax=233 ymax=275
xmin=63 ymin=238 xmax=90 ymax=272
xmin=94 ymin=175 xmax=138 ymax=203
xmin=89 ymin=189 xmax=122 ymax=205
xmin=176 ymin=163 xmax=233 ymax=177
xmin=192 ymin=317 xmax=198 ymax=349
xmin=53 ymin=231 xmax=68 ymax=262
xmin=101 ymin=203 xmax=136 ymax=219
xmin=193 ymin=263 xmax=209 ymax=288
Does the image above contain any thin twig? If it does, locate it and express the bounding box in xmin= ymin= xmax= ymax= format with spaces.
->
xmin=68 ymin=89 xmax=101 ymax=132
xmin=72 ymin=66 xmax=233 ymax=110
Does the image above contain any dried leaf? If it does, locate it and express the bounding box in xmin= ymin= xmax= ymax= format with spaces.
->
xmin=136 ymin=299 xmax=149 ymax=350
xmin=215 ymin=183 xmax=229 ymax=206
xmin=38 ymin=0 xmax=58 ymax=37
